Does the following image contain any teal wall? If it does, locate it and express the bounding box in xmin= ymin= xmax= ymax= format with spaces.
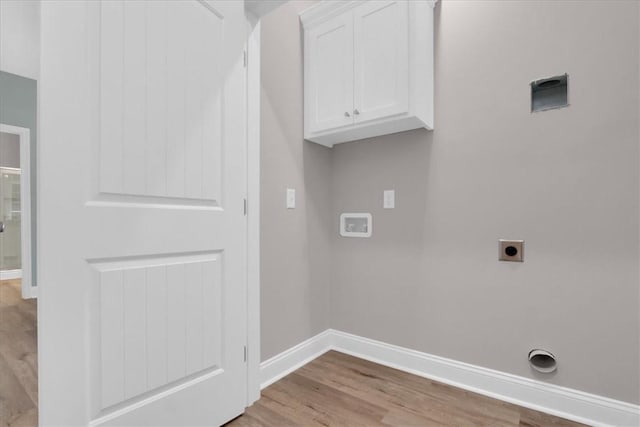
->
xmin=0 ymin=71 xmax=37 ymax=285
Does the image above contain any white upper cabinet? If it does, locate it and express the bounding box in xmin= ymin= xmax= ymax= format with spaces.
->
xmin=353 ymin=1 xmax=408 ymax=124
xmin=307 ymin=13 xmax=354 ymax=134
xmin=301 ymin=0 xmax=435 ymax=147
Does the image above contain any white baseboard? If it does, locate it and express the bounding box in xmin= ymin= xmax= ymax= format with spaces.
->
xmin=259 ymin=329 xmax=333 ymax=389
xmin=0 ymin=269 xmax=22 ymax=280
xmin=260 ymin=329 xmax=640 ymax=427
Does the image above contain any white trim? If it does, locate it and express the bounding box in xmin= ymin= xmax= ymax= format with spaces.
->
xmin=299 ymin=1 xmax=364 ymax=28
xmin=246 ymin=18 xmax=262 ymax=407
xmin=260 ymin=330 xmax=333 ymax=390
xmin=299 ymin=0 xmax=437 ymax=28
xmin=0 ymin=269 xmax=22 ymax=280
xmin=260 ymin=329 xmax=640 ymax=427
xmin=0 ymin=124 xmax=34 ymax=299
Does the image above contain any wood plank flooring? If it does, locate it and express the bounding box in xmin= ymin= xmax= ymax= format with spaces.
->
xmin=0 ymin=279 xmax=38 ymax=427
xmin=0 ymin=280 xmax=589 ymax=427
xmin=228 ymin=351 xmax=587 ymax=427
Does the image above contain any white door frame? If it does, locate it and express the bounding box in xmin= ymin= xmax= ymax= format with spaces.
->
xmin=246 ymin=17 xmax=261 ymax=406
xmin=0 ymin=123 xmax=34 ymax=299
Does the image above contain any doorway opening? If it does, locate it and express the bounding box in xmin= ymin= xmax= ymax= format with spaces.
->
xmin=0 ymin=124 xmax=33 ymax=298
xmin=0 ymin=124 xmax=37 ymax=426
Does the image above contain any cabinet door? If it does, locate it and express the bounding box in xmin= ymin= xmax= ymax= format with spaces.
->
xmin=353 ymin=1 xmax=408 ymax=123
xmin=306 ymin=13 xmax=354 ymax=134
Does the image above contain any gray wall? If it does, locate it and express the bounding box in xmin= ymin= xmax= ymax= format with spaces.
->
xmin=0 ymin=71 xmax=37 ymax=284
xmin=0 ymin=132 xmax=20 ymax=168
xmin=261 ymin=0 xmax=332 ymax=360
xmin=261 ymin=0 xmax=640 ymax=404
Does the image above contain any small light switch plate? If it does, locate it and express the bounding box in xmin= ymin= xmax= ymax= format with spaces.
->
xmin=286 ymin=188 xmax=295 ymax=209
xmin=499 ymin=239 xmax=524 ymax=262
xmin=383 ymin=190 xmax=395 ymax=209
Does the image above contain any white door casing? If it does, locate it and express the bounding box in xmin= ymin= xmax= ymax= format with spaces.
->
xmin=39 ymin=1 xmax=249 ymax=425
xmin=353 ymin=0 xmax=409 ymax=124
xmin=306 ymin=12 xmax=354 ymax=134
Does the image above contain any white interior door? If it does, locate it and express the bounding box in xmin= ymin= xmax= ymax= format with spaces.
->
xmin=307 ymin=13 xmax=354 ymax=134
xmin=353 ymin=0 xmax=409 ymax=123
xmin=39 ymin=1 xmax=248 ymax=425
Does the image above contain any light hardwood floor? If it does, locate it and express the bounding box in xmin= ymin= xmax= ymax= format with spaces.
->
xmin=0 ymin=281 xmax=588 ymax=427
xmin=0 ymin=279 xmax=37 ymax=427
xmin=228 ymin=351 xmax=587 ymax=427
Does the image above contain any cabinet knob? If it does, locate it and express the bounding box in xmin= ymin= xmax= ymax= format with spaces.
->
xmin=353 ymin=109 xmax=360 ymax=115
xmin=344 ymin=112 xmax=351 ymax=117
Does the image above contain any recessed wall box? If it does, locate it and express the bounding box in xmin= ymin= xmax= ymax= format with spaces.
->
xmin=340 ymin=213 xmax=372 ymax=238
xmin=531 ymin=74 xmax=568 ymax=112
xmin=499 ymin=239 xmax=524 ymax=262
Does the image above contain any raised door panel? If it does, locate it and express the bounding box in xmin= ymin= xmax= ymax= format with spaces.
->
xmin=96 ymin=254 xmax=222 ymax=410
xmin=100 ymin=0 xmax=222 ymax=202
xmin=307 ymin=13 xmax=354 ymax=135
xmin=353 ymin=1 xmax=409 ymax=124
